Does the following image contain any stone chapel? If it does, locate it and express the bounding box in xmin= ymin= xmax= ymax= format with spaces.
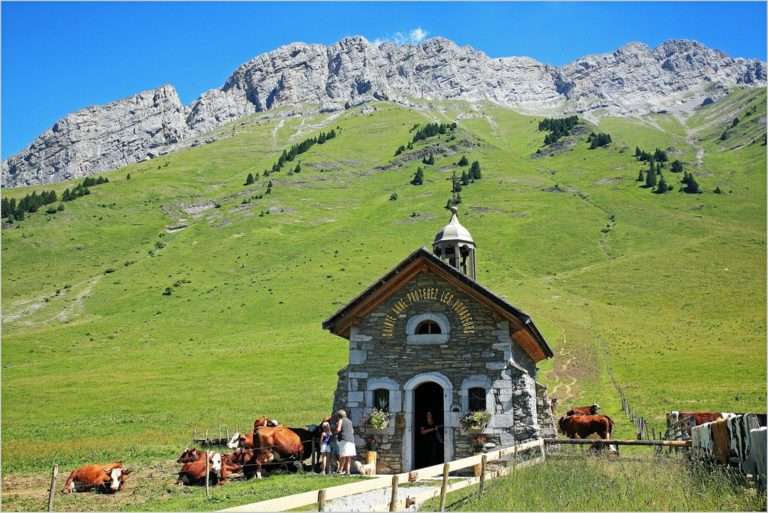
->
xmin=322 ymin=208 xmax=555 ymax=473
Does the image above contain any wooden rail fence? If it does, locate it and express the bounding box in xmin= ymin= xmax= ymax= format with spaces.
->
xmin=219 ymin=438 xmax=545 ymax=512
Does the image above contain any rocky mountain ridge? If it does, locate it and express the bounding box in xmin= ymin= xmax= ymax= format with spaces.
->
xmin=4 ymin=37 xmax=765 ymax=187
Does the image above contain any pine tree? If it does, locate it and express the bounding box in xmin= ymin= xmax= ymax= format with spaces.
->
xmin=470 ymin=161 xmax=482 ymax=179
xmin=294 ymin=162 xmax=301 ymax=173
xmin=458 ymin=155 xmax=469 ymax=166
xmin=410 ymin=167 xmax=424 ymax=186
xmin=645 ymin=166 xmax=657 ymax=188
xmin=634 ymin=146 xmax=642 ymax=158
xmin=461 ymin=171 xmax=470 ymax=186
xmin=685 ymin=174 xmax=701 ymax=194
xmin=245 ymin=173 xmax=255 ymax=185
xmin=671 ymin=160 xmax=684 ymax=173
xmin=655 ymin=175 xmax=669 ymax=194
xmin=637 ymin=169 xmax=645 ymax=182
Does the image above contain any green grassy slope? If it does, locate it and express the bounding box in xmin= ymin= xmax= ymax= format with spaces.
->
xmin=422 ymin=456 xmax=766 ymax=511
xmin=2 ymin=89 xmax=765 ymax=485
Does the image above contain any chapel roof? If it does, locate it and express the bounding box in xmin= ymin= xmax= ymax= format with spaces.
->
xmin=433 ymin=206 xmax=474 ymax=246
xmin=322 ymin=247 xmax=554 ymax=362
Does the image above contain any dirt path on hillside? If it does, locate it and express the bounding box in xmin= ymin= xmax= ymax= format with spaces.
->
xmin=688 ymin=130 xmax=705 ymax=168
xmin=3 ymin=275 xmax=101 ymax=327
xmin=549 ymin=334 xmax=577 ymax=403
xmin=271 ymin=118 xmax=285 ymax=149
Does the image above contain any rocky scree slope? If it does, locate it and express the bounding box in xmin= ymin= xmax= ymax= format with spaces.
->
xmin=3 ymin=37 xmax=765 ymax=187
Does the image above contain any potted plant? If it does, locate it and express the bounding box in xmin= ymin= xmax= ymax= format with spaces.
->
xmin=461 ymin=410 xmax=491 ymax=432
xmin=368 ymin=408 xmax=390 ymax=431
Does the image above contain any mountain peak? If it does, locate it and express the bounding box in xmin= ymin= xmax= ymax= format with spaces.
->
xmin=3 ymin=37 xmax=765 ymax=187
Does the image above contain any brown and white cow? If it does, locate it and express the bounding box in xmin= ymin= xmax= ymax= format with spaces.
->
xmin=177 ymin=451 xmax=224 ymax=486
xmin=566 ymin=404 xmax=600 ymax=416
xmin=227 ymin=432 xmax=255 ymax=450
xmin=177 ymin=448 xmax=242 ymax=484
xmin=253 ymin=416 xmax=280 ymax=429
xmin=62 ymin=463 xmax=131 ymax=494
xmin=250 ymin=426 xmax=303 ymax=478
xmin=558 ymin=414 xmax=616 ymax=452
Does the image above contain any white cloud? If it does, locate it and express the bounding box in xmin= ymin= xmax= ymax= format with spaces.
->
xmin=375 ymin=27 xmax=430 ymax=46
xmin=409 ymin=27 xmax=429 ymax=43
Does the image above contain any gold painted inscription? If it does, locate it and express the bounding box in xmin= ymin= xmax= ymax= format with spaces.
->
xmin=381 ymin=287 xmax=475 ymax=337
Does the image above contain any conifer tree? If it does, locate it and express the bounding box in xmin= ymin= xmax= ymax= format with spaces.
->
xmin=645 ymin=165 xmax=657 ymax=188
xmin=684 ymin=174 xmax=701 ymax=193
xmin=671 ymin=160 xmax=684 ymax=173
xmin=458 ymin=155 xmax=469 ymax=166
xmin=245 ymin=173 xmax=255 ymax=185
xmin=470 ymin=161 xmax=482 ymax=179
xmin=637 ymin=169 xmax=645 ymax=182
xmin=411 ymin=167 xmax=424 ymax=186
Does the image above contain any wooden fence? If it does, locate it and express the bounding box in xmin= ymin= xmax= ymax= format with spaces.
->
xmin=595 ymin=334 xmax=659 ymax=440
xmin=219 ymin=438 xmax=545 ymax=512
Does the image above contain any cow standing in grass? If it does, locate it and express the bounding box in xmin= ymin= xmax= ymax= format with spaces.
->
xmin=558 ymin=414 xmax=617 ymax=453
xmin=566 ymin=404 xmax=600 ymax=416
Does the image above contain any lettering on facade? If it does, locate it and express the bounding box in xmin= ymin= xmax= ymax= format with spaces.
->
xmin=382 ymin=287 xmax=475 ymax=337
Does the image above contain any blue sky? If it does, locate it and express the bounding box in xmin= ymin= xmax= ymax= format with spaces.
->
xmin=2 ymin=2 xmax=766 ymax=159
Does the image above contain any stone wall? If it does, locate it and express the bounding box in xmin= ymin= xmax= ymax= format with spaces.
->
xmin=331 ymin=270 xmax=547 ymax=472
xmin=536 ymin=382 xmax=557 ymax=439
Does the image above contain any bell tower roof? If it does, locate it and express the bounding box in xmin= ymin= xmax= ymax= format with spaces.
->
xmin=433 ymin=207 xmax=474 ymax=246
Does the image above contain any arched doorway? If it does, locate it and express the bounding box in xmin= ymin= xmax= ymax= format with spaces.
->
xmin=403 ymin=372 xmax=454 ymax=471
xmin=413 ymin=382 xmax=445 ymax=469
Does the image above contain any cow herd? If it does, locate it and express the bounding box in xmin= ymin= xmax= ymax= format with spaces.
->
xmin=61 ymin=416 xmax=337 ymax=495
xmin=554 ymin=402 xmax=617 ymax=452
xmin=667 ymin=411 xmax=767 ymax=487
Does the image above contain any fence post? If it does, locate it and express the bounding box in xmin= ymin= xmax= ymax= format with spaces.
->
xmin=47 ymin=464 xmax=58 ymax=512
xmin=479 ymin=455 xmax=487 ymax=495
xmin=439 ymin=462 xmax=450 ymax=511
xmin=317 ymin=489 xmax=326 ymax=512
xmin=389 ymin=474 xmax=399 ymax=512
xmin=205 ymin=452 xmax=210 ymax=499
xmin=311 ymin=438 xmax=317 ymax=471
xmin=512 ymin=441 xmax=518 ymax=471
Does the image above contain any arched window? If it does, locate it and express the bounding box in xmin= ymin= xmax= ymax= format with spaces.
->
xmin=373 ymin=389 xmax=390 ymax=411
xmin=468 ymin=387 xmax=486 ymax=412
xmin=406 ymin=313 xmax=450 ymax=345
xmin=415 ymin=320 xmax=442 ymax=335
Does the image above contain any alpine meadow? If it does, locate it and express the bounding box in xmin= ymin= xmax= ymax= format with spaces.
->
xmin=1 ymin=39 xmax=767 ymax=510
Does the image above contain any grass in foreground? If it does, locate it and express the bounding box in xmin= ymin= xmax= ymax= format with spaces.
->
xmin=1 ymin=465 xmax=362 ymax=512
xmin=422 ymin=456 xmax=766 ymax=512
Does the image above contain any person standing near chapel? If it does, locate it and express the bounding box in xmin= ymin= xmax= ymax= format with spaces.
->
xmin=335 ymin=409 xmax=356 ymax=474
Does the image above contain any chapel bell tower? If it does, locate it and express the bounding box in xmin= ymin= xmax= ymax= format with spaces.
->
xmin=432 ymin=207 xmax=476 ymax=279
